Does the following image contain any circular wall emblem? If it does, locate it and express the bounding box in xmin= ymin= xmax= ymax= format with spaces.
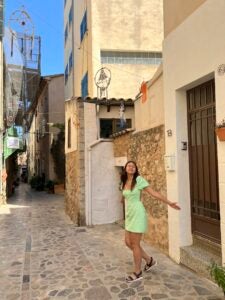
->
xmin=217 ymin=64 xmax=225 ymax=76
xmin=94 ymin=67 xmax=111 ymax=90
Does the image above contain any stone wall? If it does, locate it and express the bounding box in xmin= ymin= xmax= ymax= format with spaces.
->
xmin=65 ymin=101 xmax=85 ymax=225
xmin=128 ymin=125 xmax=168 ymax=253
xmin=113 ymin=132 xmax=132 ymax=158
xmin=77 ymin=102 xmax=85 ymax=225
xmin=65 ymin=151 xmax=80 ymax=224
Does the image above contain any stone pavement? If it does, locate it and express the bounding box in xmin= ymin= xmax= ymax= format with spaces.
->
xmin=0 ymin=184 xmax=224 ymax=300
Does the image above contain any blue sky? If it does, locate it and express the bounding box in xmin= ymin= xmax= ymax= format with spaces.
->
xmin=5 ymin=0 xmax=64 ymax=76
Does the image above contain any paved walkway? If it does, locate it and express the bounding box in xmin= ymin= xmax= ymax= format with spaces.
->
xmin=0 ymin=184 xmax=224 ymax=300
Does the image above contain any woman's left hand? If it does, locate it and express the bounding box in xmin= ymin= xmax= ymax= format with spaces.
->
xmin=169 ymin=202 xmax=181 ymax=210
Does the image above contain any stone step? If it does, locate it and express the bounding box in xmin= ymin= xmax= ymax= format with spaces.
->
xmin=180 ymin=236 xmax=222 ymax=280
xmin=193 ymin=235 xmax=221 ymax=256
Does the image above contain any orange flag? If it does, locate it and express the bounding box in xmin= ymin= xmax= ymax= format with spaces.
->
xmin=140 ymin=81 xmax=147 ymax=103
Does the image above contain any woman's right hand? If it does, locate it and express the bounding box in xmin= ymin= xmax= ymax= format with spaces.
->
xmin=168 ymin=202 xmax=181 ymax=210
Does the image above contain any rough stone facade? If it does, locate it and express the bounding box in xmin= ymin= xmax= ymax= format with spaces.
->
xmin=65 ymin=101 xmax=85 ymax=225
xmin=128 ymin=125 xmax=168 ymax=253
xmin=113 ymin=132 xmax=132 ymax=158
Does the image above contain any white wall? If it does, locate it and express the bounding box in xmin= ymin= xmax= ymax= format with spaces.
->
xmin=163 ymin=0 xmax=225 ymax=262
xmin=89 ymin=140 xmax=123 ymax=225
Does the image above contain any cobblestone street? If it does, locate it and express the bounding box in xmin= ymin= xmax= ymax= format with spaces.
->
xmin=0 ymin=184 xmax=224 ymax=300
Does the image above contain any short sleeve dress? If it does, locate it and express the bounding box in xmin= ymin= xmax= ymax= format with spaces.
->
xmin=122 ymin=176 xmax=149 ymax=233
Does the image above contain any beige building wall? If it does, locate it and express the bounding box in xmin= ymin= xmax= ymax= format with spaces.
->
xmin=65 ymin=99 xmax=78 ymax=154
xmin=66 ymin=0 xmax=163 ymax=97
xmin=91 ymin=0 xmax=163 ymax=98
xmin=135 ymin=65 xmax=164 ymax=131
xmin=64 ymin=0 xmax=74 ymax=100
xmin=28 ymin=75 xmax=64 ymax=181
xmin=27 ymin=115 xmax=36 ymax=179
xmin=163 ymin=0 xmax=225 ymax=263
xmin=47 ymin=75 xmax=65 ymax=180
xmin=163 ymin=0 xmax=206 ymax=37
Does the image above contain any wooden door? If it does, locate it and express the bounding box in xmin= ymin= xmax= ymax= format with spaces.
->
xmin=187 ymin=79 xmax=220 ymax=243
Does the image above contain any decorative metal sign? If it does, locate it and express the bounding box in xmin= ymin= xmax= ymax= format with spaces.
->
xmin=94 ymin=67 xmax=111 ymax=99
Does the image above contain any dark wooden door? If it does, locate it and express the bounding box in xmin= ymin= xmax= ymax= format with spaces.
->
xmin=187 ymin=79 xmax=221 ymax=243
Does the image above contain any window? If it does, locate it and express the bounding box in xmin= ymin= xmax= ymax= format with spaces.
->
xmin=64 ymin=24 xmax=68 ymax=44
xmin=81 ymin=72 xmax=88 ymax=97
xmin=68 ymin=118 xmax=71 ymax=148
xmin=64 ymin=64 xmax=69 ymax=84
xmin=100 ymin=118 xmax=132 ymax=138
xmin=69 ymin=52 xmax=73 ymax=73
xmin=80 ymin=11 xmax=87 ymax=42
xmin=101 ymin=51 xmax=162 ymax=65
xmin=69 ymin=5 xmax=73 ymax=26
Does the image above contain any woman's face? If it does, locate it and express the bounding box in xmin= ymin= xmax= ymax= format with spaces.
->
xmin=125 ymin=162 xmax=136 ymax=175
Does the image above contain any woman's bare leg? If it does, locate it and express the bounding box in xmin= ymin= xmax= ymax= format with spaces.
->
xmin=125 ymin=231 xmax=151 ymax=264
xmin=129 ymin=232 xmax=143 ymax=274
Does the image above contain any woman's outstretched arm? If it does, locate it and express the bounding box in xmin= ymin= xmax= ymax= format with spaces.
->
xmin=144 ymin=186 xmax=180 ymax=210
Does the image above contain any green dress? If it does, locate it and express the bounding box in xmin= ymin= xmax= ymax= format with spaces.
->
xmin=122 ymin=176 xmax=149 ymax=233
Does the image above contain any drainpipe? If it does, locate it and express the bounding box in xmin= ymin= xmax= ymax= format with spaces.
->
xmin=87 ymin=138 xmax=113 ymax=226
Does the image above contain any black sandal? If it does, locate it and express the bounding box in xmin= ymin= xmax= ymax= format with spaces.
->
xmin=144 ymin=257 xmax=157 ymax=272
xmin=126 ymin=271 xmax=143 ymax=283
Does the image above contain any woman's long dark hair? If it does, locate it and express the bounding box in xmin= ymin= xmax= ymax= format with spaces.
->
xmin=121 ymin=161 xmax=139 ymax=190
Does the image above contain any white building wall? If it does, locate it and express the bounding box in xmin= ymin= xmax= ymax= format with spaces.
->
xmin=163 ymin=0 xmax=225 ymax=262
xmin=89 ymin=140 xmax=123 ymax=225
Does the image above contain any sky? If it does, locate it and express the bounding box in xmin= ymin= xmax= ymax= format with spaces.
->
xmin=5 ymin=0 xmax=64 ymax=76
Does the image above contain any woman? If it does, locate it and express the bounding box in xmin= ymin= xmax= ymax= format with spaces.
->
xmin=121 ymin=161 xmax=180 ymax=283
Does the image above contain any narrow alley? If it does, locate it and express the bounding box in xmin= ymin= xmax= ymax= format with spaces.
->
xmin=0 ymin=184 xmax=224 ymax=300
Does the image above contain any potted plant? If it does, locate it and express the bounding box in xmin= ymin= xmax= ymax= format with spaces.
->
xmin=209 ymin=262 xmax=225 ymax=295
xmin=215 ymin=119 xmax=225 ymax=141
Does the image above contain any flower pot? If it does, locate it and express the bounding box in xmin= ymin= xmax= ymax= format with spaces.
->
xmin=215 ymin=127 xmax=225 ymax=141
